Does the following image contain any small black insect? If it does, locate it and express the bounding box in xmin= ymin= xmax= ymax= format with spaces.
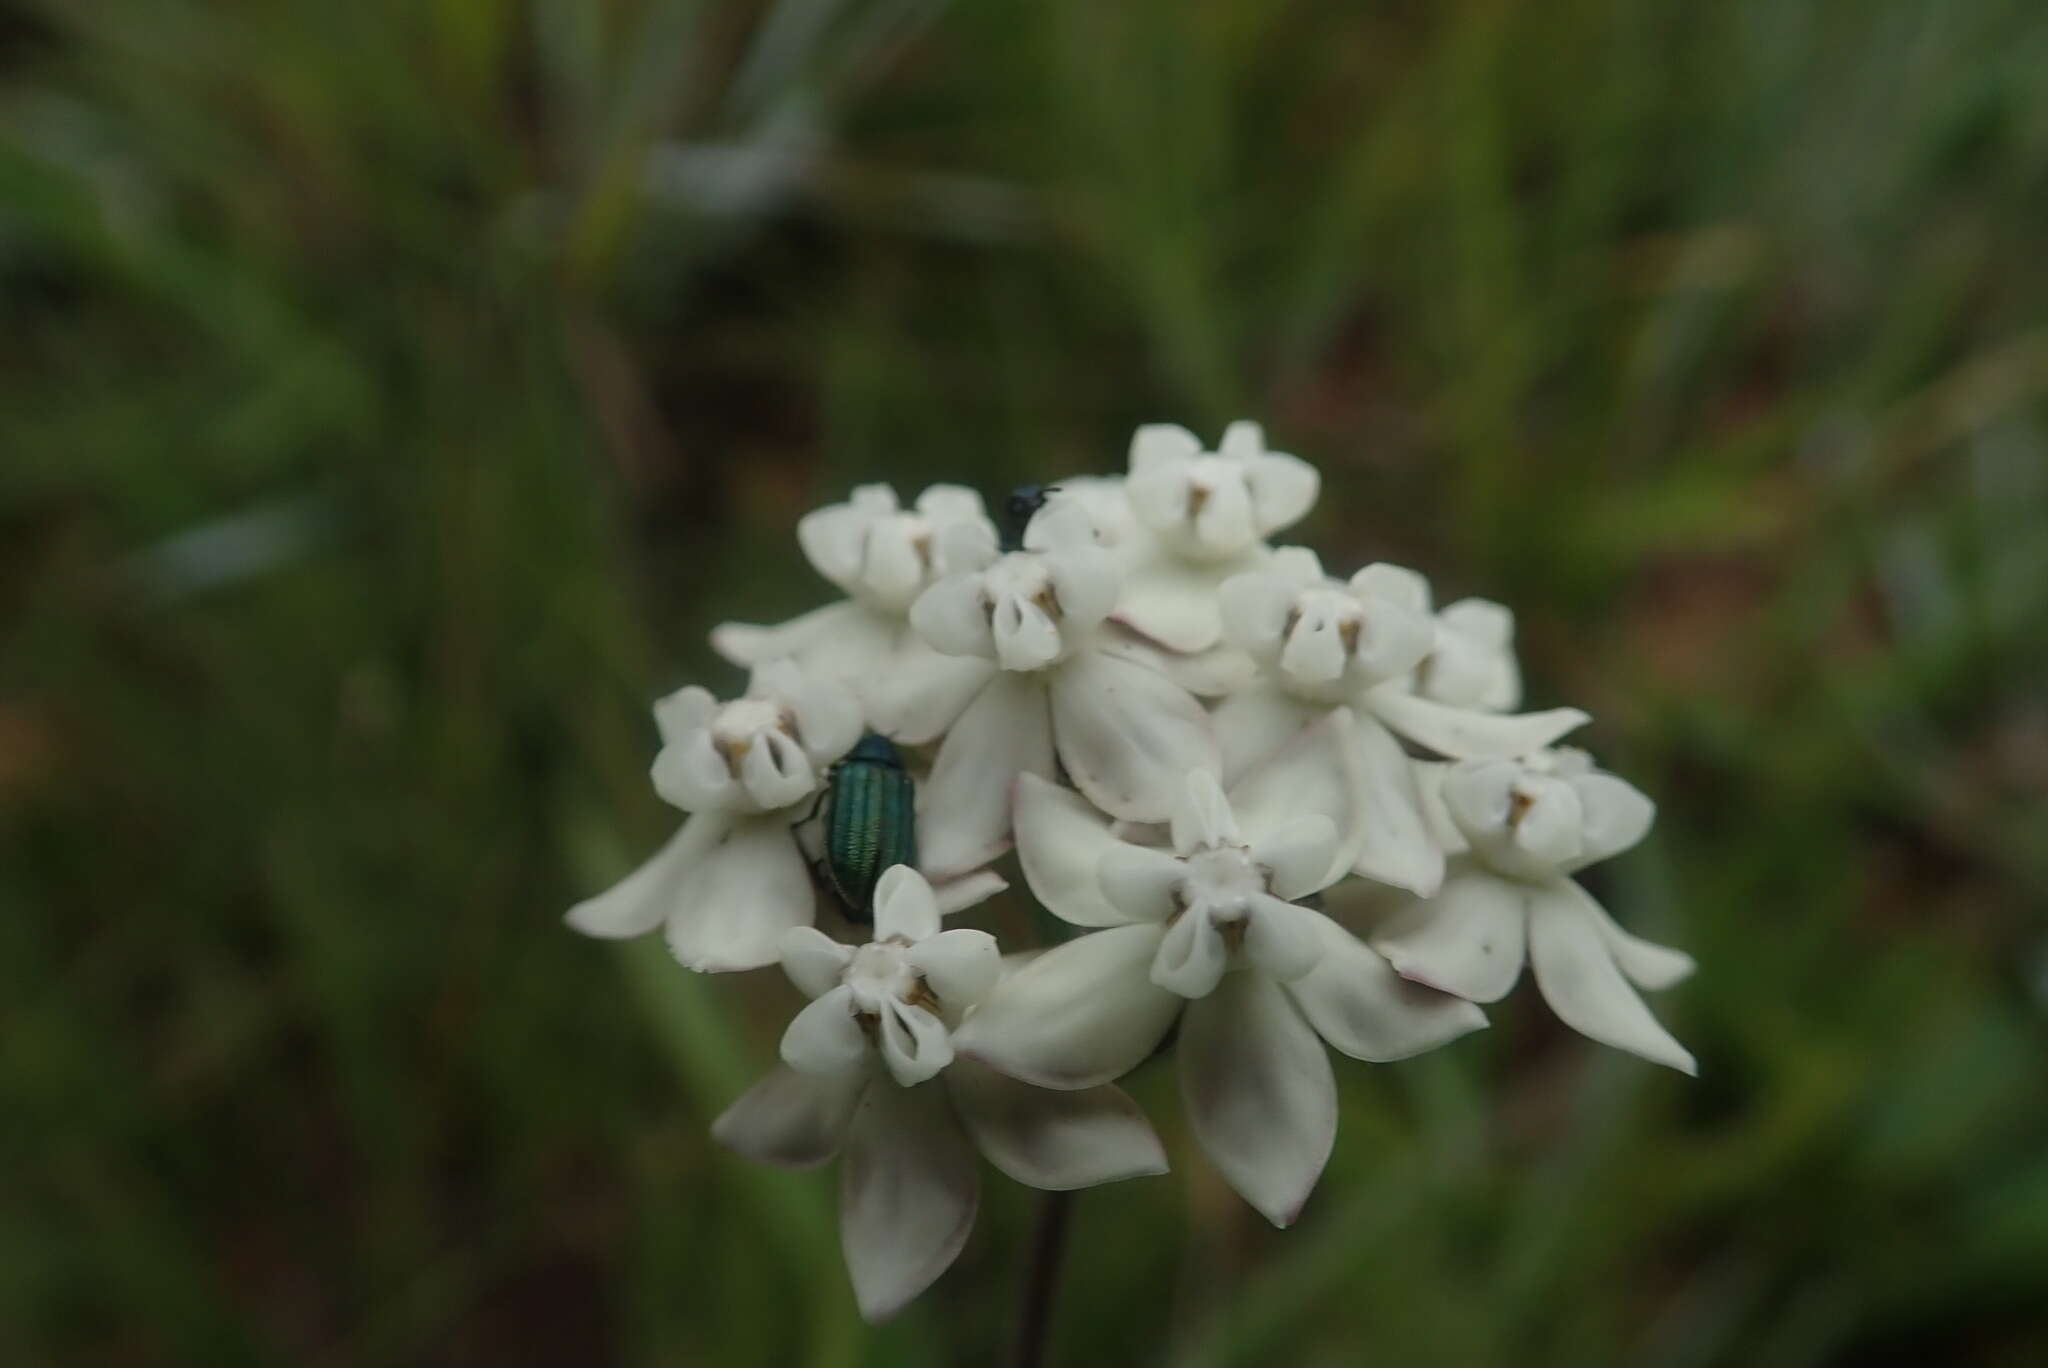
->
xmin=806 ymin=731 xmax=918 ymax=923
xmin=998 ymin=483 xmax=1060 ymax=553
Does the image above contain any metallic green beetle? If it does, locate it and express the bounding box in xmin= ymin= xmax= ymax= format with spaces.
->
xmin=814 ymin=731 xmax=917 ymax=923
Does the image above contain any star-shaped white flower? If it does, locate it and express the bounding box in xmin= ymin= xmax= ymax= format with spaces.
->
xmin=1211 ymin=549 xmax=1589 ymax=898
xmin=713 ymin=867 xmax=1168 ymax=1322
xmin=954 ymin=772 xmax=1485 ymax=1228
xmin=711 ymin=483 xmax=998 ymax=743
xmin=1095 ymin=422 xmax=1320 ymax=655
xmin=1369 ymin=749 xmax=1697 ymax=1074
xmin=564 ymin=661 xmax=860 ymax=972
xmin=906 ymin=496 xmax=1219 ymax=878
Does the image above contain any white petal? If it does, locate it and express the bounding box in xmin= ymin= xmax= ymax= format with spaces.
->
xmin=915 ymin=483 xmax=986 ymax=522
xmin=909 ymin=575 xmax=995 ymax=659
xmin=864 ymin=638 xmax=995 ymax=746
xmin=877 ymin=1003 xmax=954 ymax=1086
xmin=1285 ymin=913 xmax=1488 ymax=1061
xmin=740 ymin=729 xmax=818 ymax=811
xmin=1178 ymin=972 xmax=1336 ymax=1228
xmin=1367 ymin=867 xmax=1529 ymax=1003
xmin=1212 ymin=684 xmax=1318 ymax=786
xmin=1042 ymin=546 xmax=1121 ymax=632
xmin=1527 ymin=883 xmax=1696 ymax=1075
xmin=781 ymin=925 xmax=854 ymax=1000
xmin=1097 ymin=844 xmax=1188 ymax=925
xmin=1013 ymin=772 xmax=1137 ymax=928
xmin=712 ymin=1065 xmax=867 ymax=1169
xmin=1170 ymin=767 xmax=1240 ymax=853
xmin=1191 ymin=474 xmax=1256 ymax=554
xmin=1351 ymin=592 xmax=1435 ymax=684
xmin=1127 ymin=422 xmax=1201 ymax=475
xmin=1247 ymin=453 xmax=1318 ymax=534
xmin=1226 ymin=708 xmax=1353 ymax=889
xmin=952 ymin=923 xmax=1180 ymax=1089
xmin=1343 ymin=714 xmax=1445 ymax=897
xmin=650 ymin=726 xmax=736 ymax=812
xmin=1563 ymin=879 xmax=1695 ymax=991
xmin=1241 ymin=894 xmax=1324 ymax=982
xmin=1113 ymin=566 xmax=1225 ymax=653
xmin=652 ymin=686 xmax=718 ymax=748
xmin=711 ymin=601 xmax=864 ymax=669
xmin=1050 ymin=649 xmax=1218 ymax=823
xmin=1348 ymin=561 xmax=1431 ymax=614
xmin=917 ymin=673 xmax=1054 ymax=880
xmin=1217 ymin=420 xmax=1265 ymax=460
xmin=872 ymin=864 xmax=941 ymax=942
xmin=930 ymin=868 xmax=1008 ymax=917
xmin=1251 ymin=815 xmax=1339 ymax=902
xmin=945 ymin=1057 xmax=1168 ymax=1191
xmin=1149 ymin=907 xmax=1230 ymax=999
xmin=1511 ymin=776 xmax=1586 ymax=868
xmin=1566 ymin=772 xmax=1657 ymax=870
xmin=784 ymin=675 xmax=863 ymax=767
xmin=839 ymin=1078 xmax=979 ymax=1323
xmin=1368 ymin=687 xmax=1589 ymax=760
xmin=906 ymin=928 xmax=1002 ymax=1011
xmin=1280 ymin=607 xmax=1349 ymax=685
xmin=564 ymin=811 xmax=727 ymax=939
xmin=990 ymin=591 xmax=1064 ymax=672
xmin=664 ymin=813 xmax=815 ymax=973
xmin=1217 ymin=568 xmax=1299 ymax=657
xmin=797 ymin=501 xmax=873 ymax=589
xmin=781 ymin=986 xmax=869 ymax=1079
xmin=932 ymin=518 xmax=1000 ymax=575
xmin=1096 ymin=630 xmax=1256 ymax=698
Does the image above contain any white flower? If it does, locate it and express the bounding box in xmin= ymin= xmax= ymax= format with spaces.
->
xmin=712 ymin=484 xmax=998 ymax=743
xmin=955 ymin=772 xmax=1485 ymax=1228
xmin=1413 ymin=597 xmax=1521 ymax=712
xmin=713 ymin=868 xmax=1168 ymax=1321
xmin=1125 ymin=421 xmax=1318 ymax=562
xmin=907 ymin=496 xmax=1219 ymax=877
xmin=1210 ymin=549 xmax=1590 ymax=898
xmin=563 ymin=662 xmax=860 ymax=972
xmin=1369 ymin=749 xmax=1698 ymax=1074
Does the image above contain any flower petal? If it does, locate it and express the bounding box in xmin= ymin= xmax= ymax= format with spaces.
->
xmin=1112 ymin=565 xmax=1226 ymax=653
xmin=1562 ymin=879 xmax=1695 ymax=991
xmin=1226 ymin=708 xmax=1353 ymax=891
xmin=1170 ymin=768 xmax=1239 ymax=854
xmin=1242 ymin=894 xmax=1325 ymax=982
xmin=1042 ymin=545 xmax=1122 ymax=633
xmin=953 ymin=924 xmax=1179 ymax=1089
xmin=1251 ymin=815 xmax=1340 ymax=902
xmin=990 ymin=591 xmax=1064 ymax=671
xmin=653 ymin=686 xmax=718 ymax=748
xmin=1014 ymin=773 xmax=1136 ymax=928
xmin=565 ymin=811 xmax=727 ymax=939
xmin=907 ymin=928 xmax=1002 ymax=1012
xmin=650 ymin=726 xmax=736 ymax=812
xmin=872 ymin=864 xmax=941 ymax=942
xmin=781 ymin=985 xmax=868 ymax=1079
xmin=1343 ymin=713 xmax=1445 ymax=897
xmin=740 ymin=729 xmax=818 ymax=811
xmin=1098 ymin=844 xmax=1188 ymax=925
xmin=877 ymin=1003 xmax=954 ymax=1086
xmin=1179 ymin=972 xmax=1336 ymax=1228
xmin=931 ymin=868 xmax=1008 ymax=917
xmin=917 ymin=674 xmax=1054 ymax=880
xmin=1212 ymin=685 xmax=1320 ymax=788
xmin=946 ymin=1056 xmax=1168 ymax=1191
xmin=1527 ymin=883 xmax=1696 ymax=1074
xmin=781 ymin=925 xmax=854 ymax=1000
xmin=1367 ymin=866 xmax=1529 ymax=1003
xmin=781 ymin=673 xmax=863 ymax=768
xmin=910 ymin=574 xmax=996 ymax=659
xmin=711 ymin=601 xmax=866 ymax=669
xmin=1247 ymin=452 xmax=1319 ymax=534
xmin=839 ymin=1078 xmax=979 ymax=1323
xmin=1217 ymin=568 xmax=1299 ymax=657
xmin=1367 ymin=687 xmax=1589 ymax=760
xmin=799 ymin=497 xmax=883 ymax=589
xmin=1149 ymin=906 xmax=1230 ymax=998
xmin=664 ymin=813 xmax=815 ymax=973
xmin=712 ymin=1065 xmax=866 ymax=1169
xmin=1050 ymin=649 xmax=1218 ymax=823
xmin=1565 ymin=772 xmax=1657 ymax=870
xmin=864 ymin=639 xmax=996 ymax=746
xmin=1128 ymin=422 xmax=1202 ymax=475
xmin=1286 ymin=913 xmax=1488 ymax=1061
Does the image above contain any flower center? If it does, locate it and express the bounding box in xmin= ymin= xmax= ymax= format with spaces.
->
xmin=1177 ymin=845 xmax=1266 ymax=925
xmin=843 ymin=940 xmax=924 ymax=1014
xmin=710 ymin=698 xmax=795 ymax=764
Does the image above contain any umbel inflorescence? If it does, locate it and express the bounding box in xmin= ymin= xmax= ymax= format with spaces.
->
xmin=568 ymin=422 xmax=1695 ymax=1322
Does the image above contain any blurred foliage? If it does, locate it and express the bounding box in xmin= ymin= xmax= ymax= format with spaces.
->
xmin=4 ymin=0 xmax=2047 ymax=1363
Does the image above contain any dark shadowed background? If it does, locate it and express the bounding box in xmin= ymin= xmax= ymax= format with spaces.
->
xmin=5 ymin=1 xmax=2047 ymax=1363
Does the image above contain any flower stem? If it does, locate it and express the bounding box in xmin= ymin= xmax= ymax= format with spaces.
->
xmin=1009 ymin=1190 xmax=1074 ymax=1368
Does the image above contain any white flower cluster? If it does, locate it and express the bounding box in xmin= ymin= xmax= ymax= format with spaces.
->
xmin=568 ymin=422 xmax=1695 ymax=1321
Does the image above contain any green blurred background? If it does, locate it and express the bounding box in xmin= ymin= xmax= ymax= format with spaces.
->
xmin=5 ymin=0 xmax=2047 ymax=1363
